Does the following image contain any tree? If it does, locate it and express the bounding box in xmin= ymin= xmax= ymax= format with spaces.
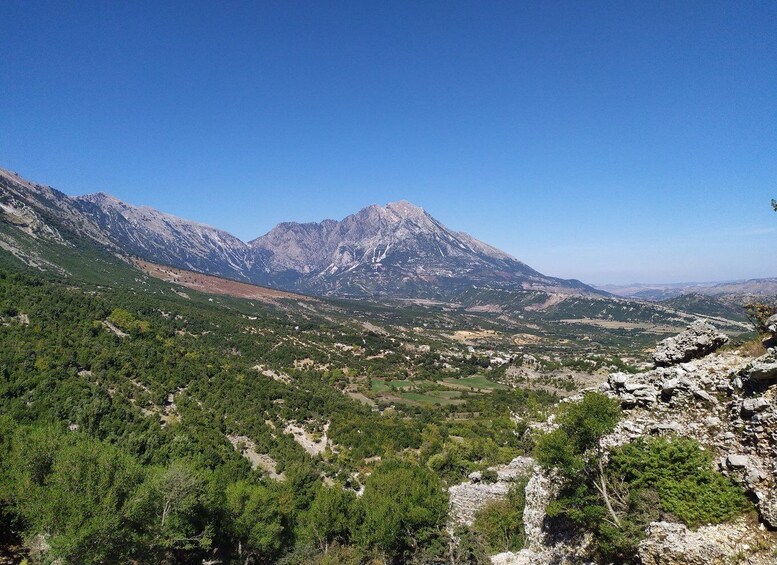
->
xmin=304 ymin=484 xmax=356 ymax=552
xmin=4 ymin=425 xmax=152 ymax=563
xmin=225 ymin=480 xmax=284 ymax=560
xmin=356 ymin=459 xmax=448 ymax=560
xmin=134 ymin=461 xmax=214 ymax=553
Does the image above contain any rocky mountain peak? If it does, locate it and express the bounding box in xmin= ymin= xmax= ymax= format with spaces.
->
xmin=383 ymin=199 xmax=426 ymax=218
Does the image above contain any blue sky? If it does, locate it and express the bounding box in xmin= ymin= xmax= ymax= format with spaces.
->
xmin=1 ymin=1 xmax=775 ymax=284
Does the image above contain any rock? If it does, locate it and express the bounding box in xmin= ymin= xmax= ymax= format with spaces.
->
xmin=691 ymin=388 xmax=714 ymax=403
xmin=624 ymin=380 xmax=650 ymax=392
xmin=610 ymin=372 xmax=629 ymax=387
xmin=619 ymin=392 xmax=637 ymax=406
xmin=450 ymin=456 xmax=534 ymax=525
xmin=746 ymin=468 xmax=766 ymax=485
xmin=633 ymin=387 xmax=658 ymax=404
xmin=649 ymin=422 xmax=682 ymax=434
xmin=766 ymin=314 xmax=777 ymax=335
xmin=744 ymin=354 xmax=777 ymax=383
xmin=758 ymin=494 xmax=777 ymax=528
xmin=652 ymin=321 xmax=729 ymax=367
xmin=726 ymin=454 xmax=749 ymax=469
xmin=491 ymin=550 xmax=546 ymax=565
xmin=27 ymin=534 xmax=51 ymax=563
xmin=638 ymin=519 xmax=773 ymax=565
xmin=662 ymin=378 xmax=682 ymax=395
xmin=704 ymin=416 xmax=721 ymax=427
xmin=521 ymin=471 xmax=553 ymax=551
xmin=742 ymin=397 xmax=770 ymax=417
xmin=449 ymin=480 xmax=509 ymax=525
xmin=496 ymin=456 xmax=535 ymax=482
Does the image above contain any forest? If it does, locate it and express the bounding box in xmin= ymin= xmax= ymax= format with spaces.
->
xmin=0 ymin=264 xmax=560 ymax=564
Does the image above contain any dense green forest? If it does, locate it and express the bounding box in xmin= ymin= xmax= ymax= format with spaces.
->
xmin=0 ymin=264 xmax=561 ymax=563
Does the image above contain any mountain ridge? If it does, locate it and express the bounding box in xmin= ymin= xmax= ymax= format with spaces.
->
xmin=0 ymin=167 xmax=599 ymax=300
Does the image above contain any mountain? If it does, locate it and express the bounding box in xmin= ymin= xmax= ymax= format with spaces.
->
xmin=0 ymin=167 xmax=598 ymax=301
xmin=599 ymin=279 xmax=777 ymax=302
xmin=248 ymin=200 xmax=594 ymax=298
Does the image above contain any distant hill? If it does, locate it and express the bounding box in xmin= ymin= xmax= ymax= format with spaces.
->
xmin=598 ymin=279 xmax=777 ymax=302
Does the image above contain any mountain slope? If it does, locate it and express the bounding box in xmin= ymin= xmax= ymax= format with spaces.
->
xmin=0 ymin=168 xmax=597 ymax=300
xmin=74 ymin=192 xmax=258 ymax=280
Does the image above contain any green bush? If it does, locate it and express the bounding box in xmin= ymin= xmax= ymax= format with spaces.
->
xmin=535 ymin=392 xmax=621 ymax=475
xmin=480 ymin=468 xmax=498 ymax=484
xmin=609 ymin=437 xmax=751 ymax=528
xmin=473 ymin=477 xmax=528 ymax=553
xmin=356 ymin=459 xmax=448 ymax=560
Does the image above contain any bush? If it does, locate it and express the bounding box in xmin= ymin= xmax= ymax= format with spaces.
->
xmin=535 ymin=392 xmax=621 ymax=475
xmin=743 ymin=302 xmax=775 ymax=334
xmin=480 ymin=468 xmax=498 ymax=484
xmin=609 ymin=437 xmax=750 ymax=528
xmin=473 ymin=477 xmax=528 ymax=553
xmin=356 ymin=459 xmax=448 ymax=560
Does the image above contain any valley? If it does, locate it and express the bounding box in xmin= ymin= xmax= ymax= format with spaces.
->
xmin=0 ymin=168 xmax=772 ymax=564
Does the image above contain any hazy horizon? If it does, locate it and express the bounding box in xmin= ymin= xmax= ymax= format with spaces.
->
xmin=2 ymin=1 xmax=774 ymax=285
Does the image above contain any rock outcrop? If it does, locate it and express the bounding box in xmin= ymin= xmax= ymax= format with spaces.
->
xmin=493 ymin=322 xmax=777 ymax=564
xmin=449 ymin=456 xmax=534 ymax=526
xmin=651 ymin=320 xmax=729 ymax=366
xmin=638 ymin=519 xmax=776 ymax=565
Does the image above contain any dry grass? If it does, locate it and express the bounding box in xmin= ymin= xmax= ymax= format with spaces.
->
xmin=736 ymin=336 xmax=767 ymax=358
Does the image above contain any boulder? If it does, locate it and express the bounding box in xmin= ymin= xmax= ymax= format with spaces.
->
xmin=758 ymin=493 xmax=777 ymax=529
xmin=633 ymin=387 xmax=658 ymax=404
xmin=741 ymin=397 xmax=770 ymax=417
xmin=652 ymin=321 xmax=729 ymax=367
xmin=691 ymin=388 xmax=714 ymax=403
xmin=744 ymin=354 xmax=777 ymax=383
xmin=609 ymin=372 xmax=629 ymax=388
xmin=766 ymin=313 xmax=777 ymax=335
xmin=725 ymin=454 xmax=749 ymax=469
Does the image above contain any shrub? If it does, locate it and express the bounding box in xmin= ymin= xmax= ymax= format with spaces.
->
xmin=473 ymin=477 xmax=528 ymax=553
xmin=743 ymin=302 xmax=775 ymax=334
xmin=480 ymin=468 xmax=498 ymax=484
xmin=608 ymin=437 xmax=751 ymax=528
xmin=535 ymin=392 xmax=621 ymax=475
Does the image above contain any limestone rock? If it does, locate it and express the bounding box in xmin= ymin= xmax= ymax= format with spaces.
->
xmin=766 ymin=313 xmax=777 ymax=335
xmin=449 ymin=456 xmax=535 ymax=525
xmin=742 ymin=396 xmax=770 ymax=417
xmin=652 ymin=320 xmax=729 ymax=367
xmin=725 ymin=454 xmax=749 ymax=469
xmin=638 ymin=520 xmax=773 ymax=565
xmin=758 ymin=493 xmax=777 ymax=529
xmin=744 ymin=353 xmax=777 ymax=383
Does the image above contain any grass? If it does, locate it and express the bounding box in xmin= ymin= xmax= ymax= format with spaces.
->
xmin=442 ymin=375 xmax=507 ymax=390
xmin=370 ymin=378 xmax=416 ymax=392
xmin=399 ymin=392 xmax=465 ymax=405
xmin=370 ymin=379 xmax=391 ymax=393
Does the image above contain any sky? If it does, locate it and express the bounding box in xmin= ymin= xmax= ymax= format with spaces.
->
xmin=1 ymin=1 xmax=775 ymax=285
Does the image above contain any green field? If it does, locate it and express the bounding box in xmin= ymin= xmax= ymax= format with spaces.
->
xmin=370 ymin=378 xmax=415 ymax=392
xmin=399 ymin=391 xmax=465 ymax=405
xmin=442 ymin=375 xmax=508 ymax=390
